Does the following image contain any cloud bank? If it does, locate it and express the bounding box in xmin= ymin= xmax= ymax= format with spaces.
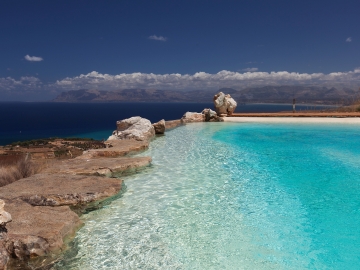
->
xmin=148 ymin=35 xmax=167 ymax=41
xmin=24 ymin=55 xmax=43 ymax=61
xmin=1 ymin=69 xmax=360 ymax=100
xmin=54 ymin=69 xmax=360 ymax=91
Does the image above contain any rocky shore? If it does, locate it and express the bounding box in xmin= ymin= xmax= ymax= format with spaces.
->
xmin=0 ymin=92 xmax=236 ymax=269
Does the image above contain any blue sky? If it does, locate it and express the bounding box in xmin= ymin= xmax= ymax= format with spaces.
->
xmin=1 ymin=0 xmax=360 ymax=101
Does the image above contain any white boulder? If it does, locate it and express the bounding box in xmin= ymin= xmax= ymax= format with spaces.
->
xmin=108 ymin=116 xmax=155 ymax=141
xmin=181 ymin=112 xmax=205 ymax=123
xmin=213 ymin=92 xmax=237 ymax=115
xmin=0 ymin=200 xmax=11 ymax=227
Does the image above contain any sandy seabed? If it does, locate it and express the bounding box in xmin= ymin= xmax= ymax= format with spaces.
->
xmin=224 ymin=117 xmax=360 ymax=124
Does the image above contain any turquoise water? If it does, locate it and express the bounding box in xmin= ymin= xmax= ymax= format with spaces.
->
xmin=56 ymin=122 xmax=360 ymax=269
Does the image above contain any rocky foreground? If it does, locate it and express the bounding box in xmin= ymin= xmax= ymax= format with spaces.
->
xmin=0 ymin=92 xmax=235 ymax=269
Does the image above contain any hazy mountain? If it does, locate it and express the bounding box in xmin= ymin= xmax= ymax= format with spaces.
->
xmin=52 ymin=86 xmax=360 ymax=105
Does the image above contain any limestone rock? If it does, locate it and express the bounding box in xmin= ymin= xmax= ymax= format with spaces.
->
xmin=3 ymin=199 xmax=82 ymax=261
xmin=181 ymin=112 xmax=205 ymax=123
xmin=79 ymin=139 xmax=149 ymax=159
xmin=0 ymin=174 xmax=122 ymax=206
xmin=0 ymin=200 xmax=11 ymax=227
xmin=213 ymin=92 xmax=237 ymax=115
xmin=108 ymin=116 xmax=155 ymax=141
xmin=44 ymin=156 xmax=152 ymax=177
xmin=201 ymin=108 xmax=221 ymax=122
xmin=152 ymin=119 xmax=165 ymax=134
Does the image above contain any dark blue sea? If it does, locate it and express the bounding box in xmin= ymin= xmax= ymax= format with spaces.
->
xmin=0 ymin=102 xmax=334 ymax=145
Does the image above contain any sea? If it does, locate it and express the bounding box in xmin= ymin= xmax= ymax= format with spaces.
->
xmin=0 ymin=102 xmax=333 ymax=145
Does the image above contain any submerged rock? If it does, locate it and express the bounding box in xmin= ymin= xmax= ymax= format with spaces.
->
xmin=108 ymin=116 xmax=155 ymax=141
xmin=152 ymin=119 xmax=166 ymax=134
xmin=213 ymin=92 xmax=237 ymax=116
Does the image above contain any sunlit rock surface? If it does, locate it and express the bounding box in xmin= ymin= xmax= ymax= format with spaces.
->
xmin=213 ymin=92 xmax=237 ymax=115
xmin=108 ymin=116 xmax=155 ymax=141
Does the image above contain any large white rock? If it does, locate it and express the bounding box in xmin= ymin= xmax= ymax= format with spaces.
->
xmin=213 ymin=92 xmax=237 ymax=115
xmin=108 ymin=116 xmax=155 ymax=141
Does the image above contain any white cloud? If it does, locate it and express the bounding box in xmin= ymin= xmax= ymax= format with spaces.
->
xmin=24 ymin=55 xmax=43 ymax=62
xmin=53 ymin=69 xmax=360 ymax=91
xmin=242 ymin=68 xmax=258 ymax=72
xmin=148 ymin=35 xmax=167 ymax=41
xmin=346 ymin=37 xmax=352 ymax=42
xmin=0 ymin=76 xmax=42 ymax=92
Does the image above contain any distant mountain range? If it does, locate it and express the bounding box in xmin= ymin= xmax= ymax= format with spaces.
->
xmin=52 ymin=86 xmax=360 ymax=105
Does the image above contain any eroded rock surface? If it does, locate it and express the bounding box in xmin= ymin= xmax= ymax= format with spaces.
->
xmin=181 ymin=112 xmax=205 ymax=123
xmin=0 ymin=174 xmax=122 ymax=206
xmin=108 ymin=116 xmax=155 ymax=141
xmin=3 ymin=199 xmax=82 ymax=263
xmin=78 ymin=139 xmax=149 ymax=159
xmin=213 ymin=92 xmax=237 ymax=115
xmin=44 ymin=156 xmax=152 ymax=177
xmin=202 ymin=108 xmax=223 ymax=122
xmin=152 ymin=119 xmax=165 ymax=134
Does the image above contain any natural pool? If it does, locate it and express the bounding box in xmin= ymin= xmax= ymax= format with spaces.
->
xmin=56 ymin=122 xmax=360 ymax=269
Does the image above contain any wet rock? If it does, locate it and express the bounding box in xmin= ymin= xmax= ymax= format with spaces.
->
xmin=181 ymin=112 xmax=205 ymax=123
xmin=79 ymin=139 xmax=149 ymax=159
xmin=213 ymin=92 xmax=237 ymax=116
xmin=44 ymin=156 xmax=152 ymax=177
xmin=0 ymin=174 xmax=122 ymax=206
xmin=152 ymin=119 xmax=166 ymax=134
xmin=108 ymin=116 xmax=155 ymax=141
xmin=165 ymin=119 xmax=184 ymax=130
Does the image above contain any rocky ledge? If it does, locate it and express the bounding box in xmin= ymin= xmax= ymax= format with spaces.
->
xmin=0 ymin=137 xmax=152 ymax=270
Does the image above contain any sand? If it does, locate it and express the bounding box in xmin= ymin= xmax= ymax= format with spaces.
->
xmin=224 ymin=117 xmax=360 ymax=124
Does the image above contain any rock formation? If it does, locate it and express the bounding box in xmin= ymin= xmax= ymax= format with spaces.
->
xmin=44 ymin=156 xmax=152 ymax=177
xmin=201 ymin=108 xmax=222 ymax=122
xmin=0 ymin=200 xmax=11 ymax=270
xmin=0 ymin=200 xmax=11 ymax=227
xmin=108 ymin=116 xmax=155 ymax=141
xmin=181 ymin=112 xmax=205 ymax=123
xmin=152 ymin=119 xmax=165 ymax=134
xmin=213 ymin=92 xmax=237 ymax=116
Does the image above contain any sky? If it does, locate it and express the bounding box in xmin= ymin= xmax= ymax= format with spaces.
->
xmin=1 ymin=0 xmax=360 ymax=101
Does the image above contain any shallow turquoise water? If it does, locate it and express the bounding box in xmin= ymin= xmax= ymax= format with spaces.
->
xmin=56 ymin=122 xmax=360 ymax=269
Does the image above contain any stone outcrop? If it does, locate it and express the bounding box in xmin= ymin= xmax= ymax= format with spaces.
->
xmin=44 ymin=156 xmax=152 ymax=177
xmin=108 ymin=116 xmax=155 ymax=141
xmin=181 ymin=112 xmax=205 ymax=123
xmin=4 ymin=199 xmax=82 ymax=269
xmin=79 ymin=139 xmax=149 ymax=159
xmin=152 ymin=119 xmax=165 ymax=134
xmin=0 ymin=200 xmax=11 ymax=270
xmin=0 ymin=174 xmax=122 ymax=207
xmin=213 ymin=92 xmax=237 ymax=116
xmin=202 ymin=108 xmax=223 ymax=122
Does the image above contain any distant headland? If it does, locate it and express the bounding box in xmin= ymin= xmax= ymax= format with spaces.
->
xmin=52 ymin=86 xmax=359 ymax=105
